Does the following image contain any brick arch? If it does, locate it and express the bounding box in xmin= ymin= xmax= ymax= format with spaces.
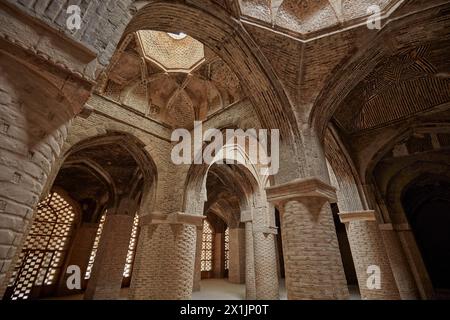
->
xmin=0 ymin=52 xmax=78 ymax=295
xmin=44 ymin=127 xmax=159 ymax=216
xmin=324 ymin=126 xmax=366 ymax=212
xmin=183 ymin=143 xmax=269 ymax=216
xmin=363 ymin=124 xmax=450 ymax=185
xmin=385 ymin=160 xmax=450 ymax=225
xmin=123 ymin=0 xmax=298 ymax=141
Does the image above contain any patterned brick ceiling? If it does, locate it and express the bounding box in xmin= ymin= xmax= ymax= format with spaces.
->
xmin=239 ymin=0 xmax=401 ymax=35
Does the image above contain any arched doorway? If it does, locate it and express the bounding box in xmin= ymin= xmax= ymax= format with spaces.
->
xmin=4 ymin=132 xmax=156 ymax=300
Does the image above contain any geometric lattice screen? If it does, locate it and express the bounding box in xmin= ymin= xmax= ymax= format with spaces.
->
xmin=224 ymin=227 xmax=229 ymax=271
xmin=84 ymin=214 xmax=106 ymax=280
xmin=201 ymin=220 xmax=214 ymax=272
xmin=123 ymin=213 xmax=139 ymax=278
xmin=7 ymin=191 xmax=76 ymax=300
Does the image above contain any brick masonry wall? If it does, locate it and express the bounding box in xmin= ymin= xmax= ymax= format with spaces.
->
xmin=7 ymin=0 xmax=134 ymax=68
xmin=0 ymin=53 xmax=74 ymax=295
xmin=281 ymin=199 xmax=349 ymax=299
xmin=84 ymin=214 xmax=134 ymax=300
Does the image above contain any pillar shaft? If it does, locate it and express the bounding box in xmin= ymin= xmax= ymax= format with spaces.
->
xmin=213 ymin=233 xmax=224 ymax=278
xmin=193 ymin=226 xmax=202 ymax=292
xmin=340 ymin=211 xmax=400 ymax=299
xmin=228 ymin=228 xmax=245 ymax=284
xmin=84 ymin=214 xmax=134 ymax=300
xmin=58 ymin=223 xmax=98 ymax=294
xmin=245 ymin=222 xmax=256 ymax=300
xmin=397 ymin=228 xmax=434 ymax=299
xmin=253 ymin=228 xmax=280 ymax=299
xmin=129 ymin=212 xmax=202 ymax=300
xmin=379 ymin=224 xmax=419 ymax=299
xmin=267 ymin=177 xmax=349 ymax=300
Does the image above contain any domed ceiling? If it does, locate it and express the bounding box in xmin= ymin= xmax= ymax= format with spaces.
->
xmin=96 ymin=31 xmax=245 ymax=129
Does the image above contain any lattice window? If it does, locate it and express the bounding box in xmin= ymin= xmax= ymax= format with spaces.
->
xmin=84 ymin=214 xmax=106 ymax=280
xmin=123 ymin=213 xmax=139 ymax=278
xmin=224 ymin=227 xmax=230 ymax=270
xmin=201 ymin=220 xmax=214 ymax=272
xmin=7 ymin=191 xmax=76 ymax=300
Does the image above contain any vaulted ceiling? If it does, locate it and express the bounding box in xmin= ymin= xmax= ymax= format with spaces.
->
xmin=334 ymin=41 xmax=450 ymax=134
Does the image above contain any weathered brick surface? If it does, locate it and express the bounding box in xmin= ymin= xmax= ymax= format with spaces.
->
xmin=345 ymin=220 xmax=400 ymax=299
xmin=228 ymin=227 xmax=245 ymax=284
xmin=253 ymin=231 xmax=279 ymax=299
xmin=281 ymin=199 xmax=349 ymax=299
xmin=129 ymin=220 xmax=197 ymax=300
xmin=0 ymin=53 xmax=74 ymax=296
xmin=6 ymin=0 xmax=134 ymax=69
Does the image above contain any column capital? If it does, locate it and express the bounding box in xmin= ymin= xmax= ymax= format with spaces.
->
xmin=338 ymin=210 xmax=377 ymax=223
xmin=266 ymin=177 xmax=337 ymax=205
xmin=139 ymin=212 xmax=205 ymax=227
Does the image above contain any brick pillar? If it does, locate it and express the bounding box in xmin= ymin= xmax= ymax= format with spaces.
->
xmin=129 ymin=213 xmax=203 ymax=300
xmin=228 ymin=227 xmax=245 ymax=284
xmin=193 ymin=226 xmax=203 ymax=292
xmin=379 ymin=224 xmax=419 ymax=299
xmin=339 ymin=211 xmax=400 ymax=299
xmin=266 ymin=177 xmax=349 ymax=300
xmin=244 ymin=221 xmax=256 ymax=300
xmin=84 ymin=214 xmax=134 ymax=300
xmin=213 ymin=233 xmax=224 ymax=278
xmin=396 ymin=226 xmax=434 ymax=299
xmin=253 ymin=227 xmax=280 ymax=299
xmin=58 ymin=223 xmax=98 ymax=294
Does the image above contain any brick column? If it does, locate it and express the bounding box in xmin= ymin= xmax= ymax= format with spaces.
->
xmin=253 ymin=226 xmax=280 ymax=299
xmin=339 ymin=211 xmax=400 ymax=299
xmin=58 ymin=223 xmax=98 ymax=294
xmin=84 ymin=214 xmax=134 ymax=300
xmin=193 ymin=225 xmax=203 ymax=292
xmin=379 ymin=224 xmax=419 ymax=299
xmin=129 ymin=212 xmax=204 ymax=300
xmin=228 ymin=227 xmax=245 ymax=284
xmin=244 ymin=221 xmax=256 ymax=300
xmin=396 ymin=225 xmax=434 ymax=299
xmin=266 ymin=177 xmax=349 ymax=300
xmin=213 ymin=233 xmax=225 ymax=278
